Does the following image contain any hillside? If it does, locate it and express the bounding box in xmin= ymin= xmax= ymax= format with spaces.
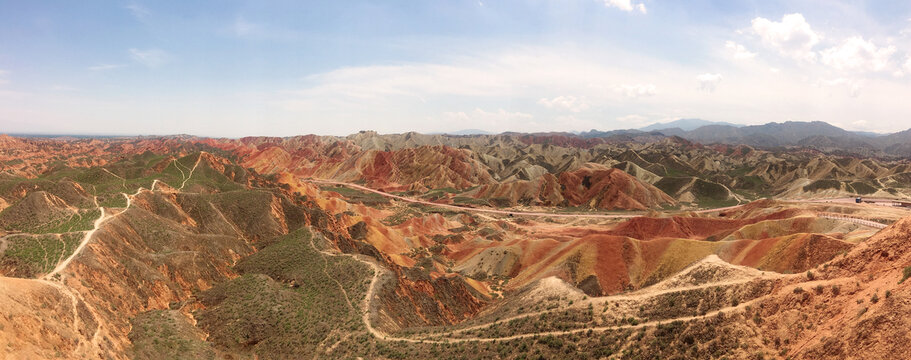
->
xmin=0 ymin=133 xmax=910 ymax=358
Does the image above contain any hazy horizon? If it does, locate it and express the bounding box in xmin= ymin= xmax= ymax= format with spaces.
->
xmin=0 ymin=118 xmax=900 ymax=139
xmin=2 ymin=1 xmax=911 ymax=136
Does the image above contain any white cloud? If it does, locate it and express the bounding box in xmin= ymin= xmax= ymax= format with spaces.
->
xmin=820 ymin=78 xmax=849 ymax=86
xmin=440 ymin=108 xmax=533 ymax=132
xmin=88 ymin=64 xmax=126 ymax=71
xmin=50 ymin=85 xmax=77 ymax=92
xmin=232 ymin=16 xmax=258 ymax=38
xmin=128 ymin=48 xmax=172 ymax=68
xmin=696 ymin=73 xmax=723 ymax=92
xmin=905 ymin=57 xmax=911 ymax=73
xmin=819 ymin=78 xmax=862 ymax=97
xmin=538 ymin=96 xmax=589 ymax=112
xmin=273 ymin=46 xmax=911 ymax=135
xmin=751 ymin=13 xmax=821 ymax=62
xmin=603 ymin=0 xmax=647 ymax=14
xmin=299 ymin=63 xmax=510 ymax=100
xmin=125 ymin=2 xmax=150 ymax=20
xmin=223 ymin=16 xmax=301 ymax=41
xmin=820 ymin=37 xmax=896 ymax=73
xmin=614 ymin=83 xmax=657 ymax=97
xmin=724 ymin=41 xmax=756 ymax=60
xmin=616 ymin=114 xmax=648 ymax=124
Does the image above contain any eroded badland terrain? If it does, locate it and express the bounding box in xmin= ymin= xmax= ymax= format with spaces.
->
xmin=2 ymin=130 xmax=911 ymax=359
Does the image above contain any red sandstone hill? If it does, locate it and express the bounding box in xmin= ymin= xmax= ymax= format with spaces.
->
xmin=559 ymin=164 xmax=675 ymax=210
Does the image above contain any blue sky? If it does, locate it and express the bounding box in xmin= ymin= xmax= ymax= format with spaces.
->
xmin=1 ymin=1 xmax=910 ymax=136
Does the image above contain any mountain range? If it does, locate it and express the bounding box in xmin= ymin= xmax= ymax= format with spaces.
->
xmin=575 ymin=120 xmax=911 ymax=157
xmin=638 ymin=118 xmax=743 ymax=132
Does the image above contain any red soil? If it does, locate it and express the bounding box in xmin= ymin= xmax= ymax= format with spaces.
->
xmin=558 ymin=166 xmax=674 ymax=210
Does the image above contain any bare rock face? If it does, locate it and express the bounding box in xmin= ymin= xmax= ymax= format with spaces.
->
xmin=348 ymin=221 xmax=368 ymax=240
xmin=577 ymin=274 xmax=604 ymax=296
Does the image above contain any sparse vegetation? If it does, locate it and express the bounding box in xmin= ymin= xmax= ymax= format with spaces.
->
xmin=129 ymin=310 xmax=215 ymax=360
xmin=900 ymin=266 xmax=911 ymax=284
xmin=193 ymin=229 xmax=373 ymax=357
xmin=0 ymin=232 xmax=83 ymax=277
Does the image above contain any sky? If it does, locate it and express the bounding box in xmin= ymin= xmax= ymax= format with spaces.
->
xmin=1 ymin=0 xmax=911 ymax=137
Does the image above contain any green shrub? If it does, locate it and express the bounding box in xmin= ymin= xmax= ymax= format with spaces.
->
xmin=900 ymin=266 xmax=911 ymax=284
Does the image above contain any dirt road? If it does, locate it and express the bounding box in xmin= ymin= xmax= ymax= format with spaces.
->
xmin=305 ymin=179 xmax=743 ymax=219
xmin=44 ymin=207 xmax=108 ymax=279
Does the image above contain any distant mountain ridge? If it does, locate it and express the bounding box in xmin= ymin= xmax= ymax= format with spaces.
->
xmin=574 ymin=120 xmax=911 ymax=157
xmin=639 ymin=118 xmax=742 ymax=132
xmin=435 ymin=129 xmax=495 ymax=136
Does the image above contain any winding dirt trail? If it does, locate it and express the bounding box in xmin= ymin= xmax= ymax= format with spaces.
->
xmin=819 ymin=213 xmax=887 ymax=229
xmin=101 ymin=168 xmax=127 ymax=189
xmin=302 ymin=179 xmax=898 ymax=345
xmin=44 ymin=185 xmax=148 ymax=280
xmin=306 ymin=231 xmax=388 ymax=339
xmin=309 ymin=234 xmax=355 ymax=313
xmin=421 ymin=274 xmax=785 ymax=338
xmin=28 ymin=182 xmax=158 ymax=356
xmin=359 ymin=257 xmax=385 ymax=339
xmin=0 ymin=233 xmax=11 ymax=257
xmin=376 ymin=293 xmax=769 ymax=344
xmin=307 ymin=224 xmax=795 ymax=345
xmin=44 ymin=208 xmax=108 ymax=280
xmin=374 ymin=271 xmax=836 ymax=345
xmin=179 ymin=154 xmax=203 ymax=190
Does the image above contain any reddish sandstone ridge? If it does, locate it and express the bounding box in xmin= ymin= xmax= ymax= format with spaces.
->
xmin=559 ymin=164 xmax=675 ymax=210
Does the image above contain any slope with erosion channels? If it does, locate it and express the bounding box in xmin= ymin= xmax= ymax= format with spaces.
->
xmin=214 ymin=132 xmax=911 ymax=211
xmin=0 ymin=146 xmax=489 ymax=358
xmin=445 ymin=205 xmax=858 ymax=297
xmin=0 ymin=134 xmax=910 ymax=358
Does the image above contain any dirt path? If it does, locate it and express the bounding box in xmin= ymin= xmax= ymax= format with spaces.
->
xmin=309 ymin=234 xmax=355 ymax=313
xmin=359 ymin=256 xmax=385 ymax=339
xmin=300 ymin=180 xmax=896 ymax=345
xmin=179 ymin=154 xmax=203 ymax=190
xmin=423 ymin=274 xmax=783 ymax=338
xmin=305 ymin=179 xmax=745 ymax=219
xmin=310 ymin=222 xmax=792 ymax=345
xmin=0 ymin=233 xmax=11 ymax=257
xmin=303 ymin=230 xmax=388 ymax=339
xmin=172 ymin=159 xmax=187 ymax=181
xmin=46 ymin=184 xmax=149 ymax=279
xmin=101 ymin=168 xmax=127 ymax=189
xmin=44 ymin=208 xmax=108 ymax=279
xmin=395 ymin=275 xmax=835 ymax=344
xmin=29 ymin=184 xmax=156 ymax=355
xmin=306 ymin=180 xmax=900 ymax=222
xmin=819 ymin=214 xmax=887 ymax=229
xmin=382 ymin=294 xmax=768 ymax=344
xmin=417 ymin=256 xmax=791 ymax=339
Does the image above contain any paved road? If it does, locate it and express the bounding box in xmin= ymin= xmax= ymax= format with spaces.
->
xmin=304 ymin=178 xmax=900 ymax=345
xmin=819 ymin=214 xmax=888 ymax=229
xmin=305 ymin=179 xmax=743 ymax=219
xmin=801 ymin=197 xmax=911 ymax=207
xmin=306 ymin=180 xmax=904 ymax=228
